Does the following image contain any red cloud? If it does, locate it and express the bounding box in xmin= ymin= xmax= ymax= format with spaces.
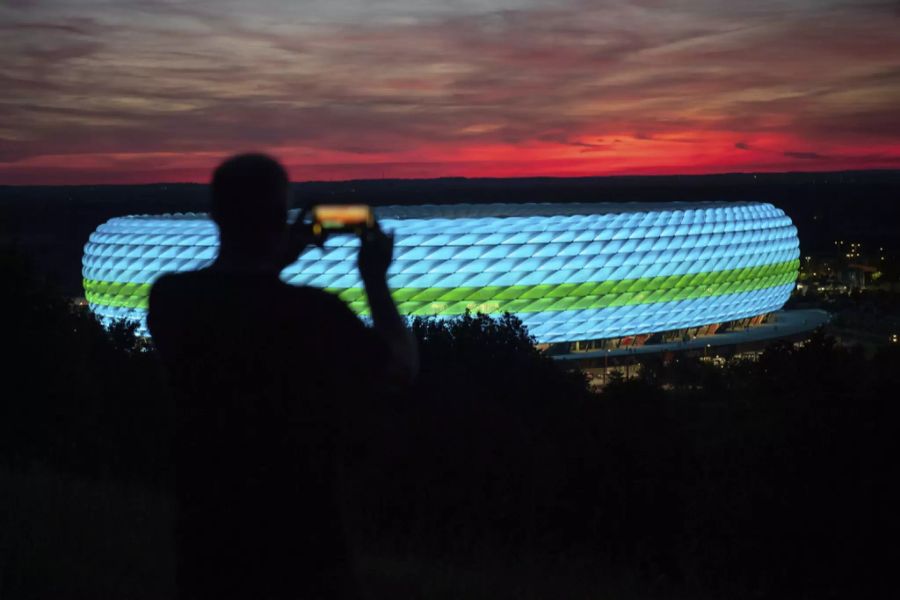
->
xmin=1 ymin=0 xmax=898 ymax=184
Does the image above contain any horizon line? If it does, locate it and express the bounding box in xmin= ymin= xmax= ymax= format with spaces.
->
xmin=2 ymin=167 xmax=899 ymax=189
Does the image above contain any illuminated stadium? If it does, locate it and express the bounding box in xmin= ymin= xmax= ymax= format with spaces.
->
xmin=82 ymin=202 xmax=800 ymax=345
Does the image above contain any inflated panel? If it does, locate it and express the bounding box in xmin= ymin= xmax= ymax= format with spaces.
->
xmin=82 ymin=202 xmax=799 ymax=343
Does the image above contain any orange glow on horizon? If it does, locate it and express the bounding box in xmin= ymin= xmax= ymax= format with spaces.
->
xmin=2 ymin=1 xmax=898 ymax=185
xmin=2 ymin=131 xmax=897 ymax=185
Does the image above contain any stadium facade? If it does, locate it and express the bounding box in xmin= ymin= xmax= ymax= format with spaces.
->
xmin=82 ymin=202 xmax=800 ymax=344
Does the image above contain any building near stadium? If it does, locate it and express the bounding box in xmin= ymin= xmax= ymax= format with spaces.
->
xmin=82 ymin=201 xmax=800 ymax=345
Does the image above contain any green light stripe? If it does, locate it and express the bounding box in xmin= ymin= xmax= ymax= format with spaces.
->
xmin=84 ymin=259 xmax=798 ymax=316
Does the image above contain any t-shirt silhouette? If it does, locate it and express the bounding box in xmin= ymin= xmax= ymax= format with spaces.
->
xmin=149 ymin=267 xmax=385 ymax=600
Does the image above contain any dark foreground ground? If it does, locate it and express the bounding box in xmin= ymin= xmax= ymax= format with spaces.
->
xmin=2 ymin=245 xmax=898 ymax=599
xmin=3 ymin=463 xmax=675 ymax=600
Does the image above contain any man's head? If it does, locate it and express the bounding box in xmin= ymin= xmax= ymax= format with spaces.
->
xmin=211 ymin=153 xmax=290 ymax=262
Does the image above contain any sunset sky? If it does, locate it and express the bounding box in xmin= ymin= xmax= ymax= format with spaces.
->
xmin=2 ymin=0 xmax=899 ymax=184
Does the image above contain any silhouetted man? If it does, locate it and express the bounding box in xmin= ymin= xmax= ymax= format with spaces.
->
xmin=148 ymin=154 xmax=417 ymax=599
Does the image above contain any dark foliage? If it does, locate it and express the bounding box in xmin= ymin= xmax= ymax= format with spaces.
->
xmin=344 ymin=324 xmax=898 ymax=599
xmin=3 ymin=247 xmax=898 ymax=598
xmin=1 ymin=248 xmax=172 ymax=487
xmin=342 ymin=312 xmax=594 ymax=558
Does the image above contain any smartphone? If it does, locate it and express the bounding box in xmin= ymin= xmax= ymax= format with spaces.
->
xmin=311 ymin=204 xmax=374 ymax=235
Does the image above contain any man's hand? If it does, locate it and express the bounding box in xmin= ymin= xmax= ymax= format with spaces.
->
xmin=358 ymin=221 xmax=393 ymax=284
xmin=278 ymin=206 xmax=325 ymax=270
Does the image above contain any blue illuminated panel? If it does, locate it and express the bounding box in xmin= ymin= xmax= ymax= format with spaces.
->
xmin=82 ymin=202 xmax=800 ymax=343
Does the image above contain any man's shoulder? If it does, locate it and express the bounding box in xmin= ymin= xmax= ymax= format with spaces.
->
xmin=150 ymin=270 xmax=210 ymax=303
xmin=156 ymin=269 xmax=215 ymax=286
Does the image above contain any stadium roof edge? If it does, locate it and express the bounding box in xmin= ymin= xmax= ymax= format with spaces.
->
xmin=121 ymin=200 xmax=775 ymax=221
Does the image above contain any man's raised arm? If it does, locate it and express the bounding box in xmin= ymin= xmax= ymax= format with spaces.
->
xmin=358 ymin=223 xmax=419 ymax=383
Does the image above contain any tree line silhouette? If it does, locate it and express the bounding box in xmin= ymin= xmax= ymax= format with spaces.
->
xmin=2 ymin=245 xmax=897 ymax=598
